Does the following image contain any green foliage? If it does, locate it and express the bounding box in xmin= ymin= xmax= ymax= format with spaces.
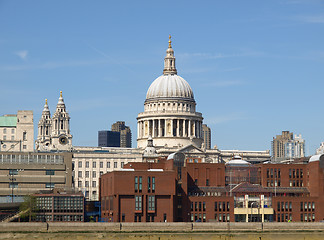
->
xmin=19 ymin=195 xmax=38 ymax=221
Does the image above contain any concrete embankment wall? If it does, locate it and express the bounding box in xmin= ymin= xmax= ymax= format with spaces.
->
xmin=0 ymin=222 xmax=323 ymax=232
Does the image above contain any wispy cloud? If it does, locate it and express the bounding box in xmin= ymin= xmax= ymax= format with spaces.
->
xmin=293 ymin=15 xmax=324 ymax=23
xmin=203 ymin=80 xmax=245 ymax=87
xmin=177 ymin=50 xmax=262 ymax=60
xmin=0 ymin=59 xmax=105 ymax=71
xmin=15 ymin=50 xmax=28 ymax=60
xmin=86 ymin=42 xmax=137 ymax=74
xmin=205 ymin=112 xmax=248 ymax=125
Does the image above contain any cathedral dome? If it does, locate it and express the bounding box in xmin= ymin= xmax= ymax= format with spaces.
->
xmin=146 ymin=74 xmax=194 ymax=101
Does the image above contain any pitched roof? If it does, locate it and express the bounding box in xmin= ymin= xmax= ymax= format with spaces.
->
xmin=231 ymin=182 xmax=271 ymax=193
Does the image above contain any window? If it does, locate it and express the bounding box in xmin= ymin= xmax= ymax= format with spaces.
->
xmin=93 ymin=171 xmax=96 ymax=178
xmin=135 ymin=176 xmax=138 ymax=192
xmin=3 ymin=135 xmax=6 ymax=140
xmin=46 ymin=170 xmax=55 ymax=175
xmin=203 ymin=202 xmax=206 ymax=211
xmin=92 ymin=181 xmax=96 ymax=187
xmin=135 ymin=196 xmax=142 ymax=211
xmin=195 ymin=202 xmax=197 ymax=211
xmin=23 ymin=145 xmax=26 ymax=149
xmin=199 ymin=202 xmax=202 ymax=211
xmin=3 ymin=128 xmax=6 ymax=134
xmin=114 ymin=162 xmax=117 ymax=168
xmin=148 ymin=196 xmax=155 ymax=211
xmin=122 ymin=214 xmax=125 ymax=222
xmin=11 ymin=129 xmax=14 ymax=134
xmin=85 ymin=181 xmax=89 ymax=187
xmin=9 ymin=182 xmax=18 ymax=188
xmin=78 ymin=171 xmax=82 ymax=177
xmin=214 ymin=202 xmax=217 ymax=211
xmin=11 ymin=136 xmax=14 ymax=140
xmin=139 ymin=176 xmax=142 ymax=192
xmin=93 ymin=162 xmax=96 ymax=168
xmin=78 ymin=181 xmax=82 ymax=188
xmin=85 ymin=171 xmax=89 ymax=178
xmin=148 ymin=177 xmax=151 ymax=192
xmin=121 ymin=162 xmax=124 ymax=168
xmin=191 ymin=202 xmax=193 ymax=211
xmin=206 ymin=179 xmax=209 ymax=186
xmin=289 ymin=169 xmax=292 ymax=178
xmin=107 ymin=162 xmax=110 ymax=168
xmin=9 ymin=169 xmax=18 ymax=175
xmin=100 ymin=171 xmax=103 ymax=176
xmin=152 ymin=177 xmax=155 ymax=192
xmin=78 ymin=161 xmax=82 ymax=168
xmin=45 ymin=183 xmax=55 ymax=188
xmin=86 ymin=161 xmax=89 ymax=168
xmin=100 ymin=162 xmax=103 ymax=168
xmin=23 ymin=132 xmax=27 ymax=141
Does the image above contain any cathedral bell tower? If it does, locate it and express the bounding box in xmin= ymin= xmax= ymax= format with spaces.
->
xmin=51 ymin=91 xmax=72 ymax=150
xmin=35 ymin=99 xmax=52 ymax=150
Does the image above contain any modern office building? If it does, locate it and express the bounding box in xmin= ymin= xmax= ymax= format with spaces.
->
xmin=34 ymin=188 xmax=84 ymax=222
xmin=0 ymin=152 xmax=73 ymax=202
xmin=100 ymin=154 xmax=324 ymax=222
xmin=98 ymin=121 xmax=131 ymax=148
xmin=0 ymin=110 xmax=34 ymax=152
xmin=202 ymin=124 xmax=211 ymax=149
xmin=98 ymin=131 xmax=120 ymax=147
xmin=271 ymin=131 xmax=305 ymax=161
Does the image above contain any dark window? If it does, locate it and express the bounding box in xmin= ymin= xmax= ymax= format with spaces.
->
xmin=148 ymin=196 xmax=155 ymax=211
xmin=152 ymin=177 xmax=155 ymax=192
xmin=203 ymin=202 xmax=206 ymax=211
xmin=214 ymin=202 xmax=217 ymax=211
xmin=135 ymin=196 xmax=142 ymax=211
xmin=135 ymin=176 xmax=138 ymax=192
xmin=9 ymin=169 xmax=18 ymax=175
xmin=300 ymin=202 xmax=303 ymax=211
xmin=227 ymin=202 xmax=230 ymax=211
xmin=46 ymin=170 xmax=55 ymax=175
xmin=199 ymin=202 xmax=201 ymax=211
xmin=139 ymin=176 xmax=142 ymax=192
xmin=278 ymin=169 xmax=281 ymax=178
xmin=289 ymin=169 xmax=292 ymax=178
xmin=206 ymin=179 xmax=209 ymax=186
xmin=122 ymin=214 xmax=125 ymax=222
xmin=148 ymin=177 xmax=151 ymax=192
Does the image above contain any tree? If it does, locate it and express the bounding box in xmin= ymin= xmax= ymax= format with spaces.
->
xmin=19 ymin=195 xmax=38 ymax=222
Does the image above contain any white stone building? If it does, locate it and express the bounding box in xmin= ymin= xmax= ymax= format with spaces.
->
xmin=0 ymin=110 xmax=34 ymax=152
xmin=36 ymin=91 xmax=72 ymax=151
xmin=137 ymin=36 xmax=203 ymax=149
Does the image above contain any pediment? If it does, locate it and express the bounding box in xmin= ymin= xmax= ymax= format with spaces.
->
xmin=177 ymin=144 xmax=205 ymax=154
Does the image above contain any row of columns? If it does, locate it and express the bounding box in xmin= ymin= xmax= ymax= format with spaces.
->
xmin=138 ymin=119 xmax=202 ymax=139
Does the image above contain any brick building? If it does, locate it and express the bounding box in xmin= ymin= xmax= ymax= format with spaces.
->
xmin=100 ymin=154 xmax=324 ymax=222
xmin=100 ymin=160 xmax=176 ymax=222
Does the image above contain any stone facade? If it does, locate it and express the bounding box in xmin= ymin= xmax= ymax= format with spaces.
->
xmin=0 ymin=110 xmax=34 ymax=152
xmin=137 ymin=36 xmax=203 ymax=149
xmin=36 ymin=91 xmax=72 ymax=151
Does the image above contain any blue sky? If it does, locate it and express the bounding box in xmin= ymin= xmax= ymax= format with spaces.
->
xmin=1 ymin=0 xmax=324 ymax=155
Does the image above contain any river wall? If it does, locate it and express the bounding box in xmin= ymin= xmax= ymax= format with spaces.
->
xmin=0 ymin=222 xmax=323 ymax=233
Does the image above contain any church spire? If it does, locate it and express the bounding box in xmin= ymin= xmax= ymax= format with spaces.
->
xmin=163 ymin=35 xmax=177 ymax=75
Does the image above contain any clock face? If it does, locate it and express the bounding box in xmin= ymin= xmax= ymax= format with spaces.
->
xmin=59 ymin=136 xmax=68 ymax=145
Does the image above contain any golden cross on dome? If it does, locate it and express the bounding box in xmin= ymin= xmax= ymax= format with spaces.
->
xmin=168 ymin=35 xmax=172 ymax=48
xmin=45 ymin=99 xmax=48 ymax=105
xmin=60 ymin=91 xmax=62 ymax=97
